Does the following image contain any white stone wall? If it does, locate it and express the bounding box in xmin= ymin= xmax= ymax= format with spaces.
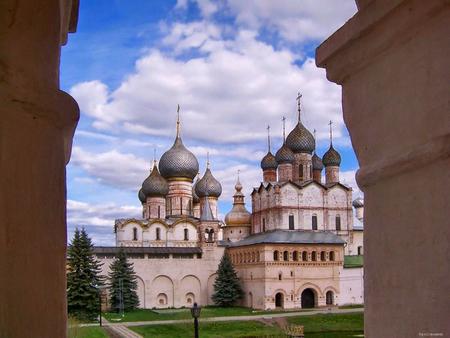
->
xmin=97 ymin=246 xmax=225 ymax=309
xmin=338 ymin=267 xmax=364 ymax=305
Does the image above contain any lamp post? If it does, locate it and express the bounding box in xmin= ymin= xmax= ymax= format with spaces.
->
xmin=93 ymin=284 xmax=106 ymax=327
xmin=190 ymin=302 xmax=201 ymax=338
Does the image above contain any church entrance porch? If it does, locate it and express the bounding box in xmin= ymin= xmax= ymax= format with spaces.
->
xmin=275 ymin=292 xmax=284 ymax=308
xmin=301 ymin=289 xmax=315 ymax=308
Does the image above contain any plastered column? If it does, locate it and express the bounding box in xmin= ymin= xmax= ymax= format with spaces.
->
xmin=316 ymin=0 xmax=450 ymax=337
xmin=0 ymin=1 xmax=79 ymax=337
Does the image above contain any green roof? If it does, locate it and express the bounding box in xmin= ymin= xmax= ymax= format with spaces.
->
xmin=344 ymin=255 xmax=364 ymax=268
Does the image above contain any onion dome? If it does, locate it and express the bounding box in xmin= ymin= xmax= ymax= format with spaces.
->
xmin=195 ymin=167 xmax=222 ymax=198
xmin=352 ymin=197 xmax=364 ymax=208
xmin=142 ymin=163 xmax=169 ymax=197
xmin=285 ymin=122 xmax=315 ymax=154
xmin=275 ymin=143 xmax=294 ymax=164
xmin=225 ymin=178 xmax=251 ymax=226
xmin=312 ymin=153 xmax=324 ymax=170
xmin=159 ymin=136 xmax=199 ymax=180
xmin=261 ymin=152 xmax=278 ymax=170
xmin=322 ymin=145 xmax=341 ymax=167
xmin=138 ymin=188 xmax=146 ymax=204
xmin=192 ymin=174 xmax=200 ymax=203
xmin=261 ymin=126 xmax=277 ymax=170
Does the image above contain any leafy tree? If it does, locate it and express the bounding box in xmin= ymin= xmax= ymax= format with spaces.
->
xmin=108 ymin=248 xmax=140 ymax=312
xmin=212 ymin=252 xmax=243 ymax=307
xmin=67 ymin=228 xmax=104 ymax=321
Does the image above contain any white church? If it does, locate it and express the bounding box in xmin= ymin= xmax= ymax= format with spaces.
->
xmin=94 ymin=96 xmax=364 ymax=310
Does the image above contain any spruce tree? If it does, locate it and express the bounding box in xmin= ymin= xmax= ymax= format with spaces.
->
xmin=108 ymin=248 xmax=140 ymax=312
xmin=212 ymin=252 xmax=243 ymax=307
xmin=67 ymin=228 xmax=104 ymax=321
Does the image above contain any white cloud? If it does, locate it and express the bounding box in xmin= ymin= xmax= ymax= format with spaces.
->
xmin=70 ymin=147 xmax=149 ymax=190
xmin=70 ymin=25 xmax=347 ymax=146
xmin=339 ymin=169 xmax=362 ymax=198
xmin=224 ymin=0 xmax=357 ymax=43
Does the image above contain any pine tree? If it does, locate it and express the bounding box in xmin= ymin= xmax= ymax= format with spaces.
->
xmin=108 ymin=248 xmax=140 ymax=312
xmin=212 ymin=252 xmax=244 ymax=307
xmin=67 ymin=228 xmax=104 ymax=321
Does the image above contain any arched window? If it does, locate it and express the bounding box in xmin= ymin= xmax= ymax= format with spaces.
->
xmin=262 ymin=218 xmax=266 ymax=232
xmin=289 ymin=215 xmax=294 ymax=230
xmin=329 ymin=251 xmax=335 ymax=261
xmin=336 ymin=215 xmax=341 ymax=231
xmin=278 ymin=272 xmax=282 ymax=281
xmin=156 ymin=227 xmax=161 ymax=240
xmin=184 ymin=228 xmax=189 ymax=241
xmin=133 ymin=227 xmax=138 ymax=241
xmin=312 ymin=215 xmax=318 ymax=230
xmin=326 ymin=291 xmax=334 ymax=305
xmin=358 ymin=246 xmax=363 ymax=255
xmin=283 ymin=251 xmax=289 ymax=261
xmin=273 ymin=250 xmax=279 ymax=261
xmin=311 ymin=251 xmax=317 ymax=261
xmin=157 ymin=205 xmax=161 ymax=218
xmin=302 ymin=251 xmax=308 ymax=261
xmin=299 ymin=164 xmax=304 ymax=180
xmin=180 ymin=197 xmax=183 ymax=215
xmin=293 ymin=251 xmax=299 ymax=261
xmin=320 ymin=251 xmax=326 ymax=261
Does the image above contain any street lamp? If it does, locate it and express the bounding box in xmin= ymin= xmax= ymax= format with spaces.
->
xmin=93 ymin=284 xmax=107 ymax=327
xmin=190 ymin=302 xmax=201 ymax=338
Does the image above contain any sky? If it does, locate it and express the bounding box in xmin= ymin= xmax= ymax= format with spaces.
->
xmin=61 ymin=0 xmax=360 ymax=246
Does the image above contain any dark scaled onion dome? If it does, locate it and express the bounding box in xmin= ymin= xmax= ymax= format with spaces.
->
xmin=260 ymin=151 xmax=278 ymax=170
xmin=138 ymin=188 xmax=146 ymax=204
xmin=195 ymin=168 xmax=222 ymax=198
xmin=352 ymin=197 xmax=364 ymax=208
xmin=159 ymin=136 xmax=199 ymax=180
xmin=312 ymin=153 xmax=324 ymax=170
xmin=285 ymin=122 xmax=315 ymax=154
xmin=322 ymin=145 xmax=341 ymax=167
xmin=142 ymin=163 xmax=169 ymax=197
xmin=275 ymin=144 xmax=294 ymax=164
xmin=192 ymin=175 xmax=200 ymax=203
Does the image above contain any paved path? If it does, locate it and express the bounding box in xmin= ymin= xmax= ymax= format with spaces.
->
xmin=110 ymin=307 xmax=364 ymax=327
xmin=104 ymin=324 xmax=143 ymax=338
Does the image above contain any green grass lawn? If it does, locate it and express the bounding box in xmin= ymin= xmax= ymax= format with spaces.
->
xmin=68 ymin=326 xmax=108 ymax=338
xmin=131 ymin=320 xmax=285 ymax=338
xmin=104 ymin=306 xmax=308 ymax=323
xmin=288 ymin=312 xmax=364 ymax=333
xmin=129 ymin=312 xmax=364 ymax=338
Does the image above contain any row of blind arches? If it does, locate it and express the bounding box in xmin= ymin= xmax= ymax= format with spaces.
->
xmin=230 ymin=250 xmax=336 ymax=264
xmin=273 ymin=250 xmax=335 ymax=262
xmin=132 ymin=227 xmax=190 ymax=241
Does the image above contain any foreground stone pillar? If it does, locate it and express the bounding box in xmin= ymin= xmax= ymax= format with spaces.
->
xmin=0 ymin=1 xmax=79 ymax=337
xmin=316 ymin=0 xmax=450 ymax=337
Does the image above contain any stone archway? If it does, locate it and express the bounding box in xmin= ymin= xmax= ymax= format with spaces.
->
xmin=275 ymin=292 xmax=284 ymax=308
xmin=301 ymin=288 xmax=315 ymax=308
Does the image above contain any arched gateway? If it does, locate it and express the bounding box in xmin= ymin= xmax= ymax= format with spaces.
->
xmin=301 ymin=288 xmax=315 ymax=308
xmin=275 ymin=292 xmax=284 ymax=308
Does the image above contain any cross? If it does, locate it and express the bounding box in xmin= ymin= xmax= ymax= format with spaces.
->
xmin=296 ymin=92 xmax=302 ymax=121
xmin=237 ymin=169 xmax=241 ymax=180
xmin=282 ymin=116 xmax=287 ymax=141
xmin=176 ymin=104 xmax=181 ymax=137
xmin=266 ymin=125 xmax=271 ymax=152
xmin=153 ymin=148 xmax=157 ymax=166
xmin=206 ymin=151 xmax=210 ymax=168
xmin=329 ymin=120 xmax=333 ymax=145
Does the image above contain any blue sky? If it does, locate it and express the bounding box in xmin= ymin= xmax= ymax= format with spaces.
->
xmin=61 ymin=0 xmax=359 ymax=245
